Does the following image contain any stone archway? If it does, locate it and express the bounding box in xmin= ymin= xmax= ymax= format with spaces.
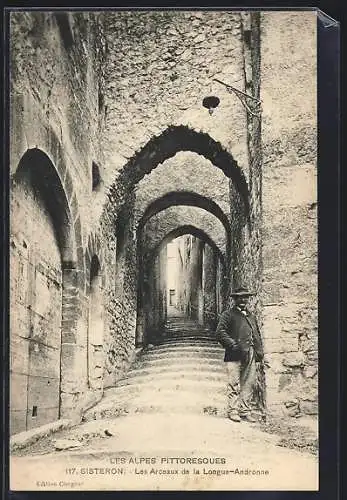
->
xmin=100 ymin=125 xmax=254 ymax=385
xmin=150 ymin=225 xmax=226 ymax=266
xmin=102 ymin=126 xmax=251 ymax=309
xmin=105 ymin=125 xmax=250 ymax=224
xmin=135 ymin=191 xmax=232 ymax=347
xmin=138 ymin=191 xmax=232 ymax=236
xmin=152 ymin=225 xmax=226 ymax=329
xmin=136 ymin=220 xmax=226 ymax=346
xmin=10 ymin=148 xmax=78 ymax=434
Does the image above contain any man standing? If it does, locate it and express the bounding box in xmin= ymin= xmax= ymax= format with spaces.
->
xmin=215 ymin=287 xmax=266 ymax=423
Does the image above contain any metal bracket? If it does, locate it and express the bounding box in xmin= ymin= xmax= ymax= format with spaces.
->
xmin=213 ymin=78 xmax=262 ymax=117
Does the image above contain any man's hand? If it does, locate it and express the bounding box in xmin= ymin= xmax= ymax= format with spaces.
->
xmin=263 ymin=358 xmax=271 ymax=369
xmin=256 ymin=356 xmax=271 ymax=368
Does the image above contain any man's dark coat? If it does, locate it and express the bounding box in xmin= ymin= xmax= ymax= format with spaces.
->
xmin=215 ymin=306 xmax=264 ymax=362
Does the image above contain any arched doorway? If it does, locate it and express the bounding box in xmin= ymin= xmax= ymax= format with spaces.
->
xmin=10 ymin=149 xmax=74 ymax=434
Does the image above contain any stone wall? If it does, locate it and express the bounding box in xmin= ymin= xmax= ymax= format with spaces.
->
xmin=142 ymin=246 xmax=168 ymax=344
xmin=169 ymin=236 xmax=220 ymax=328
xmin=100 ymin=196 xmax=139 ymax=388
xmin=9 ymin=11 xmax=106 ymax=432
xmin=10 ymin=12 xmax=105 ymax=224
xmin=100 ymin=11 xmax=250 ymax=187
xmin=260 ymin=11 xmax=317 ymax=416
xmin=203 ymin=245 xmax=218 ymax=329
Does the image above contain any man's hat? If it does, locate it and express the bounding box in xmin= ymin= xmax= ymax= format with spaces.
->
xmin=230 ymin=286 xmax=256 ymax=297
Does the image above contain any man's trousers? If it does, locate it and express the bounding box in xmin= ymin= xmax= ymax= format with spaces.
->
xmin=225 ymin=346 xmax=257 ymax=417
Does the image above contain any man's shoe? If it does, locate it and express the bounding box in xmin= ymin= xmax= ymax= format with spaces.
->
xmin=240 ymin=414 xmax=257 ymax=423
xmin=228 ymin=413 xmax=241 ymax=422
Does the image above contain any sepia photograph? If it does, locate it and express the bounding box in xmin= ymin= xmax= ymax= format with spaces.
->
xmin=8 ymin=8 xmax=319 ymax=491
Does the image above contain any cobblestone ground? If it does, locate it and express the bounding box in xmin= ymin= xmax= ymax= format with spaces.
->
xmin=11 ymin=320 xmax=318 ymax=491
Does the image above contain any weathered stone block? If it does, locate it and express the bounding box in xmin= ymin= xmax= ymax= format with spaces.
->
xmin=10 ymin=334 xmax=29 ymax=374
xmin=262 ymin=282 xmax=282 ymax=303
xmin=54 ymin=439 xmax=83 ymax=450
xmin=28 ymin=342 xmax=60 ymax=379
xmin=278 ymin=373 xmax=292 ymax=391
xmin=306 ymin=350 xmax=318 ymax=362
xmin=10 ymin=302 xmax=31 ymax=339
xmin=10 ymin=410 xmax=27 ymax=435
xmin=60 ymin=343 xmax=87 ymax=395
xmin=60 ymin=393 xmax=78 ymax=417
xmin=301 ymin=336 xmax=318 ymax=353
xmin=10 ymin=373 xmax=28 ymax=411
xmin=264 ymin=336 xmax=299 ymax=354
xmin=282 ymin=351 xmax=306 ymax=368
xmin=303 ymin=366 xmax=317 ymax=379
xmin=300 ymin=399 xmax=318 ymax=415
xmin=26 ymin=375 xmax=60 ymax=411
xmin=26 ymin=407 xmax=61 ymax=431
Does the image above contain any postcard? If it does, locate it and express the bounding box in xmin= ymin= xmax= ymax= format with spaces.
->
xmin=8 ymin=8 xmax=320 ymax=491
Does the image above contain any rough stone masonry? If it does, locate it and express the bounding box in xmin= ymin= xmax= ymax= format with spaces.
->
xmin=9 ymin=10 xmax=317 ymax=435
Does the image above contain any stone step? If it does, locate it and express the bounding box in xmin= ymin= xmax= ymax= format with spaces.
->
xmin=127 ymin=363 xmax=225 ymax=378
xmin=165 ymin=326 xmax=211 ymax=331
xmin=131 ymin=388 xmax=226 ymax=402
xmin=135 ymin=356 xmax=224 ymax=369
xmin=165 ymin=332 xmax=215 ymax=335
xmin=144 ymin=349 xmax=223 ymax=359
xmin=115 ymin=377 xmax=225 ymax=392
xmin=149 ymin=341 xmax=223 ymax=352
xmin=162 ymin=333 xmax=214 ymax=339
xmin=165 ymin=321 xmax=208 ymax=328
xmin=116 ymin=370 xmax=226 ymax=387
xmin=83 ymin=321 xmax=229 ymax=423
xmin=164 ymin=334 xmax=214 ymax=338
xmin=84 ymin=385 xmax=228 ymax=421
xmin=141 ymin=350 xmax=224 ymax=362
xmin=86 ymin=403 xmax=226 ymax=420
xmin=159 ymin=337 xmax=217 ymax=343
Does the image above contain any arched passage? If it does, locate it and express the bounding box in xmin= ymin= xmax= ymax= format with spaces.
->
xmin=134 ymin=151 xmax=231 ymax=229
xmin=136 ymin=196 xmax=230 ymax=337
xmin=10 ymin=148 xmax=76 ymax=434
xmin=101 ymin=125 xmax=254 ymax=383
xmin=135 ymin=191 xmax=232 ymax=344
xmin=152 ymin=226 xmax=226 ymax=329
xmin=136 ymin=223 xmax=226 ymax=346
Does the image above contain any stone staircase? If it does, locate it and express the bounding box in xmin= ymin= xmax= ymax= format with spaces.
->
xmin=85 ymin=318 xmax=228 ymax=420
